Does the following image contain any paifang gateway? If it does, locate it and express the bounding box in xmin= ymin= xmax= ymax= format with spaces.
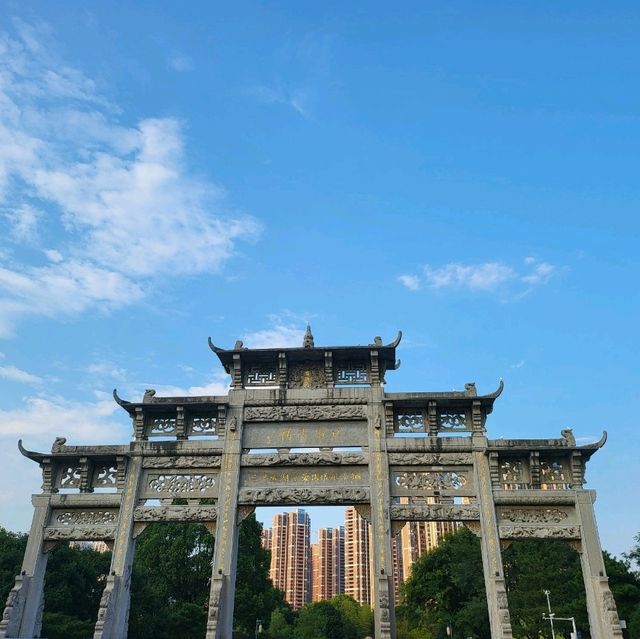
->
xmin=0 ymin=328 xmax=624 ymax=638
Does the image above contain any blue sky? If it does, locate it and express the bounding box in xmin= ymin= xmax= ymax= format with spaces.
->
xmin=0 ymin=2 xmax=638 ymax=558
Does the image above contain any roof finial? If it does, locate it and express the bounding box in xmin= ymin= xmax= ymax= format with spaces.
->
xmin=303 ymin=324 xmax=315 ymax=348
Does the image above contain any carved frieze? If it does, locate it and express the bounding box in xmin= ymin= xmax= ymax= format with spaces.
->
xmin=394 ymin=471 xmax=468 ymax=491
xmin=388 ymin=452 xmax=473 ymax=465
xmin=498 ymin=525 xmax=581 ymax=539
xmin=143 ymin=456 xmax=222 ymax=469
xmin=498 ymin=508 xmax=569 ymax=524
xmin=134 ymin=506 xmax=217 ymax=522
xmin=239 ymin=487 xmax=369 ymax=505
xmin=390 ymin=504 xmax=480 ymax=521
xmin=493 ymin=492 xmax=576 ymax=505
xmin=241 ymin=452 xmax=366 ymax=466
xmin=147 ymin=474 xmax=216 ymax=493
xmin=44 ymin=526 xmax=117 ymax=540
xmin=53 ymin=510 xmax=118 ymax=526
xmin=244 ymin=404 xmax=366 ymax=421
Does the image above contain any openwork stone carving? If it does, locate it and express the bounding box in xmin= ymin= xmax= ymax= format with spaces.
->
xmin=500 ymin=459 xmax=528 ymax=489
xmin=245 ymin=365 xmax=277 ymax=386
xmin=390 ymin=504 xmax=480 ymax=521
xmin=239 ymin=487 xmax=369 ymax=504
xmin=134 ymin=506 xmax=217 ymax=522
xmin=147 ymin=474 xmax=216 ymax=493
xmin=288 ymin=363 xmax=325 ymax=389
xmin=242 ymin=452 xmax=366 ymax=466
xmin=499 ymin=525 xmax=581 ymax=539
xmin=388 ymin=452 xmax=473 ymax=465
xmin=394 ymin=471 xmax=468 ymax=491
xmin=395 ymin=411 xmax=425 ymax=432
xmin=244 ymin=405 xmax=366 ymax=422
xmin=93 ymin=465 xmax=117 ymax=487
xmin=540 ymin=460 xmax=570 ymax=489
xmin=59 ymin=465 xmax=81 ymax=488
xmin=499 ymin=508 xmax=568 ymax=524
xmin=143 ymin=456 xmax=222 ymax=469
xmin=335 ymin=362 xmax=368 ymax=385
xmin=190 ymin=416 xmax=217 ymax=434
xmin=55 ymin=511 xmax=118 ymax=525
xmin=438 ymin=413 xmax=467 ymax=430
xmin=150 ymin=418 xmax=176 ymax=435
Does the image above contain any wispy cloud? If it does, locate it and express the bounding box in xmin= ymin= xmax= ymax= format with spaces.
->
xmin=241 ymin=313 xmax=308 ymax=349
xmin=0 ymin=20 xmax=261 ymax=337
xmin=0 ymin=363 xmax=43 ymax=384
xmin=245 ymin=84 xmax=313 ymax=118
xmin=168 ymin=53 xmax=192 ymax=72
xmin=510 ymin=359 xmax=525 ymax=369
xmin=399 ymin=258 xmax=558 ymax=297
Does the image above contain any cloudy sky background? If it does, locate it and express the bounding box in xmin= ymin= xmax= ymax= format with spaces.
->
xmin=0 ymin=2 xmax=638 ymax=558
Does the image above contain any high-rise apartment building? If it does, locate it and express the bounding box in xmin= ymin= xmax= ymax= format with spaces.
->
xmin=344 ymin=506 xmax=372 ymax=605
xmin=311 ymin=526 xmax=344 ymax=601
xmin=267 ymin=509 xmax=311 ymax=610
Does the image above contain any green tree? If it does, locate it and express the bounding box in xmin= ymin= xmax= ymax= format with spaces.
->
xmin=401 ymin=527 xmax=489 ymax=639
xmin=266 ymin=607 xmax=295 ymax=639
xmin=233 ymin=514 xmax=290 ymax=639
xmin=128 ymin=522 xmax=213 ymax=638
xmin=0 ymin=528 xmax=27 ymax=604
xmin=41 ymin=543 xmax=112 ymax=639
xmin=293 ymin=600 xmax=345 ymax=639
xmin=329 ymin=594 xmax=373 ymax=638
xmin=503 ymin=539 xmax=588 ymax=639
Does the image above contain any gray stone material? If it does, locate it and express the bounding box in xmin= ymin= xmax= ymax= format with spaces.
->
xmin=1 ymin=331 xmax=621 ymax=639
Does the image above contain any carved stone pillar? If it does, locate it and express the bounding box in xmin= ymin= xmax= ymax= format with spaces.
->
xmin=93 ymin=455 xmax=140 ymax=639
xmin=0 ymin=495 xmax=50 ymax=638
xmin=206 ymin=398 xmax=243 ymax=639
xmin=368 ymin=386 xmax=396 ymax=639
xmin=473 ymin=438 xmax=513 ymax=639
xmin=575 ymin=490 xmax=623 ymax=638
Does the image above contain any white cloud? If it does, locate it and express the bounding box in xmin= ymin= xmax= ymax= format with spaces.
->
xmin=510 ymin=360 xmax=525 ymax=369
xmin=398 ymin=274 xmax=420 ymax=291
xmin=245 ymin=84 xmax=313 ymax=118
xmin=242 ymin=320 xmax=306 ymax=349
xmin=399 ymin=257 xmax=558 ymax=296
xmin=169 ymin=53 xmax=192 ymax=72
xmin=4 ymin=203 xmax=41 ymax=242
xmin=0 ymin=22 xmax=261 ymax=336
xmin=0 ymin=363 xmax=43 ymax=383
xmin=424 ymin=262 xmax=516 ymax=290
xmin=86 ymin=360 xmax=127 ymax=381
xmin=0 ymin=390 xmax=131 ymax=532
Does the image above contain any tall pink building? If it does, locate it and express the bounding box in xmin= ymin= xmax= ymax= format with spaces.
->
xmin=267 ymin=509 xmax=311 ymax=610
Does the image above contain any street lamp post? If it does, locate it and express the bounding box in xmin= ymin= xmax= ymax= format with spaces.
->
xmin=543 ymin=590 xmax=556 ymax=639
xmin=255 ymin=618 xmax=263 ymax=638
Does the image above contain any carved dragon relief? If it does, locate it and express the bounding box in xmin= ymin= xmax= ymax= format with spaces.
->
xmin=239 ymin=487 xmax=369 ymax=505
xmin=498 ymin=525 xmax=581 ymax=539
xmin=244 ymin=405 xmax=366 ymax=422
xmin=44 ymin=526 xmax=117 ymax=540
xmin=134 ymin=505 xmax=218 ymax=522
xmin=390 ymin=504 xmax=480 ymax=521
xmin=388 ymin=452 xmax=473 ymax=465
xmin=142 ymin=456 xmax=222 ymax=469
xmin=498 ymin=508 xmax=570 ymax=524
xmin=241 ymin=452 xmax=367 ymax=466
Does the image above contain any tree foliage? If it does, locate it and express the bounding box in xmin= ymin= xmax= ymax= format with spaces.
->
xmin=41 ymin=543 xmax=112 ymax=639
xmin=0 ymin=528 xmax=27 ymax=604
xmin=400 ymin=527 xmax=489 ymax=639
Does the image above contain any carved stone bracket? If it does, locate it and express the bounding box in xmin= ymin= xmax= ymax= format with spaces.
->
xmin=238 ymin=487 xmax=370 ymax=505
xmin=244 ymin=405 xmax=366 ymax=421
xmin=237 ymin=506 xmax=255 ymax=525
xmin=133 ymin=505 xmax=218 ymax=522
xmin=464 ymin=521 xmax=482 ymax=537
xmin=390 ymin=504 xmax=480 ymax=521
xmin=0 ymin=575 xmax=28 ymax=635
xmin=354 ymin=504 xmax=371 ymax=523
xmin=498 ymin=525 xmax=581 ymax=539
xmin=388 ymin=452 xmax=473 ymax=465
xmin=241 ymin=452 xmax=367 ymax=466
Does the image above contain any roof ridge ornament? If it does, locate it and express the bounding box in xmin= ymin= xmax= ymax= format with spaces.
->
xmin=303 ymin=325 xmax=315 ymax=349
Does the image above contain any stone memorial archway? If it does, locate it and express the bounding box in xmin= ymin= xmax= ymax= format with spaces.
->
xmin=0 ymin=329 xmax=623 ymax=638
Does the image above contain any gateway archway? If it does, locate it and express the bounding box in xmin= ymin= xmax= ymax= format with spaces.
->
xmin=1 ymin=329 xmax=623 ymax=638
